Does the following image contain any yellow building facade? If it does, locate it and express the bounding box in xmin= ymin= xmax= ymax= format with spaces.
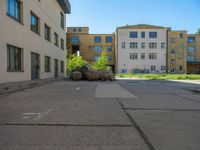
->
xmin=66 ymin=27 xmax=115 ymax=72
xmin=167 ymin=30 xmax=187 ymax=73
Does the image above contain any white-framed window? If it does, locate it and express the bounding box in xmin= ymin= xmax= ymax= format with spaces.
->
xmin=149 ymin=53 xmax=157 ymax=60
xmin=130 ymin=53 xmax=138 ymax=60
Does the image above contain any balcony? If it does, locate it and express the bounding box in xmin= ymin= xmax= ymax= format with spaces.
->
xmin=57 ymin=0 xmax=71 ymax=14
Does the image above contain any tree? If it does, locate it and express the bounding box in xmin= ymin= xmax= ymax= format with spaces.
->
xmin=197 ymin=28 xmax=200 ymax=34
xmin=67 ymin=54 xmax=88 ymax=74
xmin=92 ymin=49 xmax=108 ymax=71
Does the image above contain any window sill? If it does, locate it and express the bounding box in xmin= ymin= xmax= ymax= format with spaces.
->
xmin=7 ymin=13 xmax=24 ymax=25
xmin=7 ymin=70 xmax=24 ymax=73
xmin=45 ymin=71 xmax=51 ymax=73
xmin=31 ymin=29 xmax=40 ymax=36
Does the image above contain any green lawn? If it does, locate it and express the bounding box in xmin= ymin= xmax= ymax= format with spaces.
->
xmin=116 ymin=73 xmax=200 ymax=80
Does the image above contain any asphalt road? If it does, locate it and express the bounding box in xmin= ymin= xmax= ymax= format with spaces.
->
xmin=0 ymin=79 xmax=200 ymax=150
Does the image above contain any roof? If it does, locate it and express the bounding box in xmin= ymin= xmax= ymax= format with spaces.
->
xmin=57 ymin=0 xmax=71 ymax=14
xmin=117 ymin=24 xmax=168 ymax=30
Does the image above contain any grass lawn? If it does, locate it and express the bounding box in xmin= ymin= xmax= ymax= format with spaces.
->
xmin=116 ymin=73 xmax=200 ymax=80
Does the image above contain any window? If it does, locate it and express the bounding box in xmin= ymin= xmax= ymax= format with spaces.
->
xmin=94 ymin=36 xmax=101 ymax=43
xmin=149 ymin=32 xmax=157 ymax=38
xmin=30 ymin=12 xmax=40 ymax=34
xmin=188 ymin=46 xmax=195 ymax=52
xmin=171 ymin=49 xmax=175 ymax=54
xmin=71 ymin=36 xmax=79 ymax=43
xmin=60 ymin=12 xmax=64 ymax=29
xmin=187 ymin=56 xmax=195 ymax=62
xmin=94 ymin=46 xmax=101 ymax=52
xmin=54 ymin=32 xmax=59 ymax=47
xmin=130 ymin=42 xmax=138 ymax=49
xmin=151 ymin=66 xmax=156 ymax=71
xmin=44 ymin=24 xmax=51 ymax=41
xmin=106 ymin=46 xmax=112 ymax=52
xmin=171 ymin=37 xmax=175 ymax=43
xmin=161 ymin=66 xmax=166 ymax=71
xmin=107 ymin=56 xmax=112 ymax=61
xmin=141 ymin=53 xmax=145 ymax=59
xmin=44 ymin=56 xmax=51 ymax=72
xmin=179 ymin=44 xmax=183 ymax=49
xmin=121 ymin=42 xmax=125 ymax=49
xmin=179 ymin=66 xmax=182 ymax=71
xmin=130 ymin=32 xmax=138 ymax=38
xmin=60 ymin=38 xmax=64 ymax=50
xmin=149 ymin=43 xmax=157 ymax=49
xmin=171 ymin=59 xmax=175 ymax=64
xmin=141 ymin=32 xmax=145 ymax=38
xmin=106 ymin=36 xmax=113 ymax=43
xmin=130 ymin=53 xmax=138 ymax=60
xmin=7 ymin=45 xmax=23 ymax=71
xmin=94 ymin=56 xmax=100 ymax=62
xmin=121 ymin=69 xmax=127 ymax=73
xmin=60 ymin=61 xmax=64 ymax=73
xmin=149 ymin=53 xmax=157 ymax=60
xmin=141 ymin=43 xmax=145 ymax=49
xmin=73 ymin=28 xmax=77 ymax=32
xmin=180 ymin=33 xmax=183 ymax=39
xmin=78 ymin=28 xmax=82 ymax=32
xmin=6 ymin=0 xmax=22 ymax=23
xmin=188 ymin=37 xmax=195 ymax=43
xmin=161 ymin=43 xmax=165 ymax=49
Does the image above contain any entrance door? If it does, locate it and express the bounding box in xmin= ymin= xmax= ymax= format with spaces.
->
xmin=31 ymin=53 xmax=40 ymax=80
xmin=54 ymin=59 xmax=58 ymax=78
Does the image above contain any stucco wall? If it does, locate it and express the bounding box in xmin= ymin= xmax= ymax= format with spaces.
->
xmin=0 ymin=0 xmax=67 ymax=83
xmin=116 ymin=28 xmax=167 ymax=73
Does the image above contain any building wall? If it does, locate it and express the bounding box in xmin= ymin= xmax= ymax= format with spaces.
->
xmin=116 ymin=25 xmax=167 ymax=73
xmin=0 ymin=0 xmax=68 ymax=83
xmin=187 ymin=34 xmax=200 ymax=73
xmin=167 ymin=31 xmax=187 ymax=73
xmin=66 ymin=27 xmax=115 ymax=70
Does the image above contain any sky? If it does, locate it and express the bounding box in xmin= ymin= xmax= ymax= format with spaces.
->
xmin=66 ymin=0 xmax=200 ymax=34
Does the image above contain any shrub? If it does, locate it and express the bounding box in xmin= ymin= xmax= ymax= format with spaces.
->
xmin=67 ymin=54 xmax=88 ymax=74
xmin=92 ymin=49 xmax=108 ymax=71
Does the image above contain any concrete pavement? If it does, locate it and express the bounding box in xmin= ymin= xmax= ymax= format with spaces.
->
xmin=0 ymin=80 xmax=200 ymax=149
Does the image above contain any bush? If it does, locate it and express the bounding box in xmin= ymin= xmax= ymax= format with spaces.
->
xmin=67 ymin=54 xmax=88 ymax=74
xmin=92 ymin=50 xmax=108 ymax=71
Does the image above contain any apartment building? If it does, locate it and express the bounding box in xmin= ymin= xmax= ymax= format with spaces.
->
xmin=0 ymin=0 xmax=71 ymax=83
xmin=115 ymin=24 xmax=168 ymax=73
xmin=167 ymin=30 xmax=187 ymax=73
xmin=187 ymin=34 xmax=200 ymax=74
xmin=66 ymin=27 xmax=115 ymax=72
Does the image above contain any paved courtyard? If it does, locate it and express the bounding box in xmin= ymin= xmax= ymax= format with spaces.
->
xmin=0 ymin=79 xmax=200 ymax=150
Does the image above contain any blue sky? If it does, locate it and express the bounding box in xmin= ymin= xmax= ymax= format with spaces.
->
xmin=66 ymin=0 xmax=200 ymax=34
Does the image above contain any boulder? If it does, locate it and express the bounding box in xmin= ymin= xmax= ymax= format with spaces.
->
xmin=85 ymin=70 xmax=100 ymax=81
xmin=70 ymin=71 xmax=82 ymax=80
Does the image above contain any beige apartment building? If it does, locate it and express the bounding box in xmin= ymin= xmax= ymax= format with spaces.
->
xmin=115 ymin=24 xmax=168 ymax=74
xmin=0 ymin=0 xmax=71 ymax=83
xmin=66 ymin=27 xmax=115 ymax=72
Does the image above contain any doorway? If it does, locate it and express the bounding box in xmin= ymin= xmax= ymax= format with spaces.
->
xmin=31 ymin=52 xmax=40 ymax=80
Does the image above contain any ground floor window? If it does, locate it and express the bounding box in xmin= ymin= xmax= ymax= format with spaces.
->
xmin=44 ymin=56 xmax=51 ymax=72
xmin=161 ymin=66 xmax=166 ymax=71
xmin=7 ymin=45 xmax=23 ymax=71
xmin=151 ymin=66 xmax=156 ymax=71
xmin=60 ymin=61 xmax=64 ymax=73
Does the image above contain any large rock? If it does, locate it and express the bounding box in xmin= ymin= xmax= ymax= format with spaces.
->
xmin=70 ymin=71 xmax=82 ymax=80
xmin=99 ymin=71 xmax=115 ymax=81
xmin=85 ymin=70 xmax=100 ymax=81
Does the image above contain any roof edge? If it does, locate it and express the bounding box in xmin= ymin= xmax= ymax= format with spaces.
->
xmin=57 ymin=0 xmax=71 ymax=14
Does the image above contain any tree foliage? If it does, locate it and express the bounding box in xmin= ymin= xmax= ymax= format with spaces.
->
xmin=92 ymin=50 xmax=108 ymax=71
xmin=197 ymin=28 xmax=200 ymax=34
xmin=67 ymin=54 xmax=88 ymax=74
